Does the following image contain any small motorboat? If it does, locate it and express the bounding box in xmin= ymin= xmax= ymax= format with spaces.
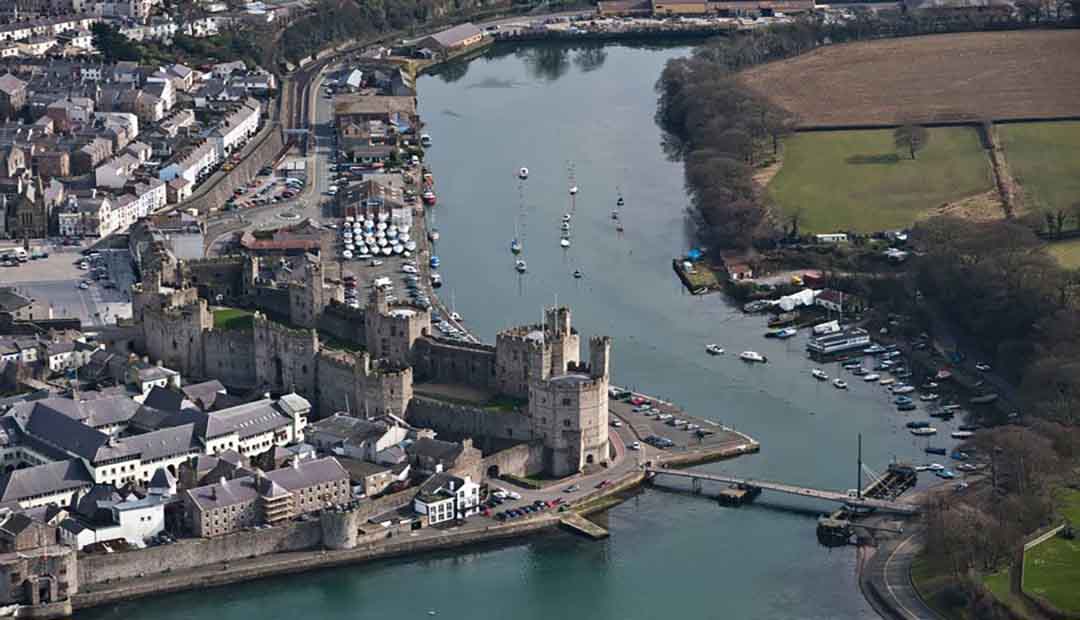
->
xmin=898 ymin=402 xmax=917 ymax=411
xmin=562 ymin=213 xmax=572 ymax=223
xmin=611 ymin=210 xmax=619 ymax=220
xmin=705 ymin=344 xmax=724 ymax=356
xmin=951 ymin=430 xmax=974 ymax=439
xmin=510 ymin=238 xmax=522 ymax=255
xmin=617 ymin=196 xmax=624 ymax=207
xmin=560 ymin=222 xmax=571 ymax=232
xmin=450 ymin=312 xmax=462 ymax=321
xmin=906 ymin=420 xmax=930 ymax=429
xmin=926 ymin=446 xmax=947 ymax=455
xmin=842 ymin=360 xmax=862 ymax=369
xmin=572 ymin=270 xmax=582 ymax=279
xmin=430 ymin=273 xmax=443 ymax=288
xmin=766 ymin=327 xmax=797 ymax=339
xmin=430 ymin=256 xmax=440 ymax=268
xmin=811 ymin=369 xmax=828 ymax=381
xmin=422 ymin=190 xmax=437 ymax=206
xmin=519 ymin=167 xmax=529 ymax=180
xmin=560 ymin=238 xmax=570 ymax=248
xmin=515 ymin=259 xmax=527 ymax=273
xmin=935 ymin=369 xmax=953 ymax=381
xmin=833 ymin=379 xmax=848 ymax=390
xmin=342 ymin=250 xmax=353 ymax=260
xmin=920 ymin=393 xmax=940 ymax=401
xmin=910 ymin=427 xmax=938 ymax=436
xmin=421 ymin=133 xmax=432 ymax=147
xmin=569 ymin=185 xmax=578 ymax=196
xmin=892 ymin=384 xmax=915 ymax=394
xmin=895 ymin=396 xmax=913 ymax=405
xmin=739 ymin=351 xmax=767 ymax=363
xmin=879 ymin=377 xmax=896 ymax=386
xmin=863 ymin=373 xmax=880 ymax=381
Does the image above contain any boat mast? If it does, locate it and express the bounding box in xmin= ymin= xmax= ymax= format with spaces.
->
xmin=857 ymin=433 xmax=863 ymax=499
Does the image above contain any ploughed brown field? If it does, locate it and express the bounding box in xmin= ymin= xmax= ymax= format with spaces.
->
xmin=740 ymin=30 xmax=1080 ymax=127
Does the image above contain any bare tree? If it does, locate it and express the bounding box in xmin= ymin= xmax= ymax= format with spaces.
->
xmin=894 ymin=123 xmax=930 ymax=160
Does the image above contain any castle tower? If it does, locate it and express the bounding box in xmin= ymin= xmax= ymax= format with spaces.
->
xmin=544 ymin=306 xmax=580 ymax=376
xmin=289 ymin=254 xmax=325 ymax=329
xmin=589 ymin=336 xmax=611 ymax=380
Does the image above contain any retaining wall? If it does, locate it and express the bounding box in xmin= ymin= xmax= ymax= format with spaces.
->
xmin=480 ymin=441 xmax=544 ymax=478
xmin=183 ymin=126 xmax=286 ymax=216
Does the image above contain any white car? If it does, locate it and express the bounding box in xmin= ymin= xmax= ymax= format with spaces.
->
xmin=975 ymin=363 xmax=992 ymax=372
xmin=78 ymin=281 xmax=89 ymax=289
xmin=610 ymin=420 xmax=623 ymax=428
xmin=628 ymin=441 xmax=641 ymax=451
xmin=401 ymin=265 xmax=418 ymax=274
xmin=371 ymin=259 xmax=383 ymax=267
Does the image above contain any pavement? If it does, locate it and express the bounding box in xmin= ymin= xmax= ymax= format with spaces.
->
xmin=1 ymin=244 xmax=135 ymax=327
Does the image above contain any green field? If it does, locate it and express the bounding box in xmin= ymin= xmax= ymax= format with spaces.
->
xmin=1047 ymin=238 xmax=1080 ymax=269
xmin=999 ymin=121 xmax=1080 ymax=214
xmin=768 ymin=128 xmax=994 ymax=233
xmin=1022 ymin=489 xmax=1080 ymax=614
xmin=212 ymin=307 xmax=254 ymax=330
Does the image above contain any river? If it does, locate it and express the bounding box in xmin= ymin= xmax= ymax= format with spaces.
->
xmin=84 ymin=41 xmax=963 ymax=620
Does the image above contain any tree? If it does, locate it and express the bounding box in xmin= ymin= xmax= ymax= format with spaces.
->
xmin=894 ymin=123 xmax=929 ymax=160
xmin=91 ymin=22 xmax=141 ymax=63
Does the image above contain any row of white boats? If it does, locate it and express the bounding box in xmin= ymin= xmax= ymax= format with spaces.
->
xmin=339 ymin=214 xmax=417 ymax=260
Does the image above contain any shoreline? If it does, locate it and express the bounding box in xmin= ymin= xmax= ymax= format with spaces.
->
xmin=64 ymin=28 xmax=766 ymax=618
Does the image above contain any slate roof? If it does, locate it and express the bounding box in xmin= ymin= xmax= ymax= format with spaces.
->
xmin=181 ymin=379 xmax=225 ymax=409
xmin=406 ymin=438 xmax=462 ymax=464
xmin=0 ymin=512 xmax=33 ymax=535
xmin=308 ymin=414 xmax=386 ymax=445
xmin=0 ymin=288 xmax=31 ymax=313
xmin=415 ymin=472 xmax=465 ymax=503
xmin=185 ymin=457 xmax=348 ymax=511
xmin=143 ymin=386 xmax=184 ymax=412
xmin=162 ymin=398 xmax=296 ymax=441
xmin=0 ymin=459 xmax=93 ymax=504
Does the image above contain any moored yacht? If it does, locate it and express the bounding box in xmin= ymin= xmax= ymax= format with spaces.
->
xmin=740 ymin=351 xmax=767 ymax=363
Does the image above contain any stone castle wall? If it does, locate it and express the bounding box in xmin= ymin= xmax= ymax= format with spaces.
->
xmin=480 ymin=441 xmax=545 ymax=478
xmin=250 ymin=285 xmax=291 ymax=320
xmin=317 ymin=303 xmax=367 ymax=347
xmin=202 ymin=328 xmax=258 ymax=389
xmin=253 ymin=317 xmax=319 ymax=397
xmin=180 ymin=256 xmax=252 ymax=303
xmin=412 ymin=337 xmax=496 ymax=390
xmin=406 ymin=396 xmax=533 ymax=443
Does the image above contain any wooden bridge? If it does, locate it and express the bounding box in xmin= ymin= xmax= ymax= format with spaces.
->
xmin=645 ymin=468 xmax=920 ymax=515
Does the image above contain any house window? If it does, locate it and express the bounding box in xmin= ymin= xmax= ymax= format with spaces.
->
xmin=563 ymin=419 xmax=571 ymax=428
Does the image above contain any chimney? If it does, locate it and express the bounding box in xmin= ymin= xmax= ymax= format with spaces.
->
xmin=449 ymin=479 xmax=456 ymax=492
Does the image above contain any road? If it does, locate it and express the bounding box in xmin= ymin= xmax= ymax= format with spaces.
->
xmin=863 ymin=526 xmax=941 ymax=620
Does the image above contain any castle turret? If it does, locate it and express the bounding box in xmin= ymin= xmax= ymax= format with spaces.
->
xmin=589 ymin=336 xmax=611 ymax=380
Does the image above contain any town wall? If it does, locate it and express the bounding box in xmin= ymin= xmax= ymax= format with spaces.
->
xmin=77 ymin=521 xmax=323 ymax=586
xmin=182 ymin=125 xmax=285 ymax=216
xmin=412 ymin=337 xmax=496 ymax=389
xmin=201 ymin=328 xmax=258 ymax=389
xmin=406 ymin=396 xmax=532 ymax=443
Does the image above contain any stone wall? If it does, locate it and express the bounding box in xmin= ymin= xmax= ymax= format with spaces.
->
xmin=77 ymin=521 xmax=323 ymax=586
xmin=183 ymin=126 xmax=285 ymax=216
xmin=480 ymin=441 xmax=544 ymax=478
xmin=250 ymin=285 xmax=291 ymax=320
xmin=317 ymin=302 xmax=366 ymax=346
xmin=406 ymin=396 xmax=533 ymax=443
xmin=180 ymin=256 xmax=252 ymax=303
xmin=413 ymin=337 xmax=496 ymax=390
xmin=201 ymin=328 xmax=258 ymax=389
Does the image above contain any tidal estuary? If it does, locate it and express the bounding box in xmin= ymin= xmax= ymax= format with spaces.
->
xmin=83 ymin=41 xmax=959 ymax=620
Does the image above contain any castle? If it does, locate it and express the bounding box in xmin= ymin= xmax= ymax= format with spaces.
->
xmin=130 ymin=253 xmax=610 ymax=478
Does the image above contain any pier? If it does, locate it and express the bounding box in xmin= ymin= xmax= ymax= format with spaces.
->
xmin=644 ymin=468 xmax=919 ymax=515
xmin=559 ymin=513 xmax=610 ymax=540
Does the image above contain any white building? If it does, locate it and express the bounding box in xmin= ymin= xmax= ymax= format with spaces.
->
xmin=158 ymin=141 xmax=217 ymax=185
xmin=95 ymin=152 xmax=141 ymax=189
xmin=59 ymin=491 xmax=166 ymax=549
xmin=209 ymin=98 xmax=260 ymax=159
xmin=412 ymin=473 xmax=480 ymax=525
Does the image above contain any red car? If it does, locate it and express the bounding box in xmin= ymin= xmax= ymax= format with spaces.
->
xmin=595 ymin=480 xmax=611 ymax=489
xmin=630 ymin=397 xmax=646 ymax=406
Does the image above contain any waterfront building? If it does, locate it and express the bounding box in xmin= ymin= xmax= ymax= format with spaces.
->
xmin=183 ymin=456 xmax=350 ymax=537
xmin=415 ymin=23 xmax=485 ymax=55
xmin=411 ymin=473 xmax=479 ymax=525
xmin=58 ymin=486 xmax=167 ymax=549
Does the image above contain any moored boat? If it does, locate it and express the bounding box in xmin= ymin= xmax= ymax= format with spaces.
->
xmin=422 ymin=190 xmax=437 ymax=206
xmin=833 ymin=379 xmax=848 ymax=389
xmin=510 ymin=238 xmax=522 ymax=255
xmin=811 ymin=369 xmax=828 ymax=381
xmin=515 ymin=259 xmax=527 ymax=273
xmin=705 ymin=344 xmax=724 ymax=356
xmin=519 ymin=167 xmax=529 ymax=179
xmin=951 ymin=430 xmax=974 ymax=439
xmin=910 ymin=427 xmax=938 ymax=436
xmin=739 ymin=351 xmax=767 ymax=363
